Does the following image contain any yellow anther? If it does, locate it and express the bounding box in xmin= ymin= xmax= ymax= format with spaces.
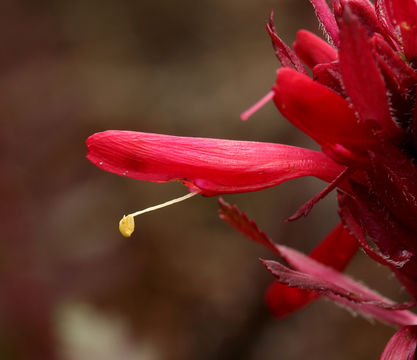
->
xmin=118 ymin=191 xmax=198 ymax=238
xmin=119 ymin=215 xmax=135 ymax=238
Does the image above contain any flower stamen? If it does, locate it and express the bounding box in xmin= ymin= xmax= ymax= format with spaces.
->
xmin=119 ymin=192 xmax=199 ymax=237
xmin=240 ymin=90 xmax=275 ymax=121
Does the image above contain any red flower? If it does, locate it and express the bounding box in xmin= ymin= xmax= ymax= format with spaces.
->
xmin=87 ymin=0 xmax=417 ymax=356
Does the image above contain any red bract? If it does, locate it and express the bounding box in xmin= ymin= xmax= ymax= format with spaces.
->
xmin=87 ymin=0 xmax=417 ymax=357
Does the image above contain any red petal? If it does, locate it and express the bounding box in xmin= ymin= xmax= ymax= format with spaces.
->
xmin=273 ymin=68 xmax=376 ymax=152
xmin=380 ymin=326 xmax=417 ymax=360
xmin=309 ymin=222 xmax=359 ymax=269
xmin=391 ymin=0 xmax=417 ymax=64
xmin=265 ymin=282 xmax=318 ymax=318
xmin=86 ymin=131 xmax=344 ymax=196
xmin=293 ymin=30 xmax=337 ymax=69
xmin=338 ymin=6 xmax=403 ymax=137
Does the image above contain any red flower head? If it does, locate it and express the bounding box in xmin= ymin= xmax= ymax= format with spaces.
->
xmin=87 ymin=0 xmax=417 ymax=357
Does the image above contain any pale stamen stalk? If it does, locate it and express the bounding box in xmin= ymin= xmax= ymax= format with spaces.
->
xmin=240 ymin=90 xmax=275 ymax=121
xmin=119 ymin=192 xmax=199 ymax=238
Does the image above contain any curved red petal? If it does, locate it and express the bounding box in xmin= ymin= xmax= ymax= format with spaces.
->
xmin=265 ymin=282 xmax=318 ymax=318
xmin=86 ymin=131 xmax=344 ymax=196
xmin=293 ymin=30 xmax=337 ymax=69
xmin=273 ymin=68 xmax=376 ymax=152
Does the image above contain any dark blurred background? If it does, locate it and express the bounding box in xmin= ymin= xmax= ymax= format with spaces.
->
xmin=1 ymin=0 xmax=409 ymax=359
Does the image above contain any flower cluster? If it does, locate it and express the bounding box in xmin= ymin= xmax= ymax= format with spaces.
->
xmin=87 ymin=0 xmax=417 ymax=357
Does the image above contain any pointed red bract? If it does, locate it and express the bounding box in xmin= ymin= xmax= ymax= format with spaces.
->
xmin=338 ymin=5 xmax=402 ymax=137
xmin=287 ymin=167 xmax=352 ymax=221
xmin=375 ymin=0 xmax=400 ymax=44
xmin=308 ymin=0 xmax=339 ymax=45
xmin=219 ymin=198 xmax=356 ymax=318
xmin=391 ymin=0 xmax=417 ymax=65
xmin=338 ymin=185 xmax=415 ymax=268
xmin=262 ymin=258 xmax=417 ymax=326
xmin=266 ymin=14 xmax=307 ymax=74
xmin=372 ymin=33 xmax=417 ymax=128
xmin=265 ymin=222 xmax=358 ymax=318
xmin=218 ymin=197 xmax=417 ymax=325
xmin=368 ymin=144 xmax=417 ymax=235
xmin=338 ymin=192 xmax=409 ymax=268
xmin=87 ymin=130 xmax=344 ymax=196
